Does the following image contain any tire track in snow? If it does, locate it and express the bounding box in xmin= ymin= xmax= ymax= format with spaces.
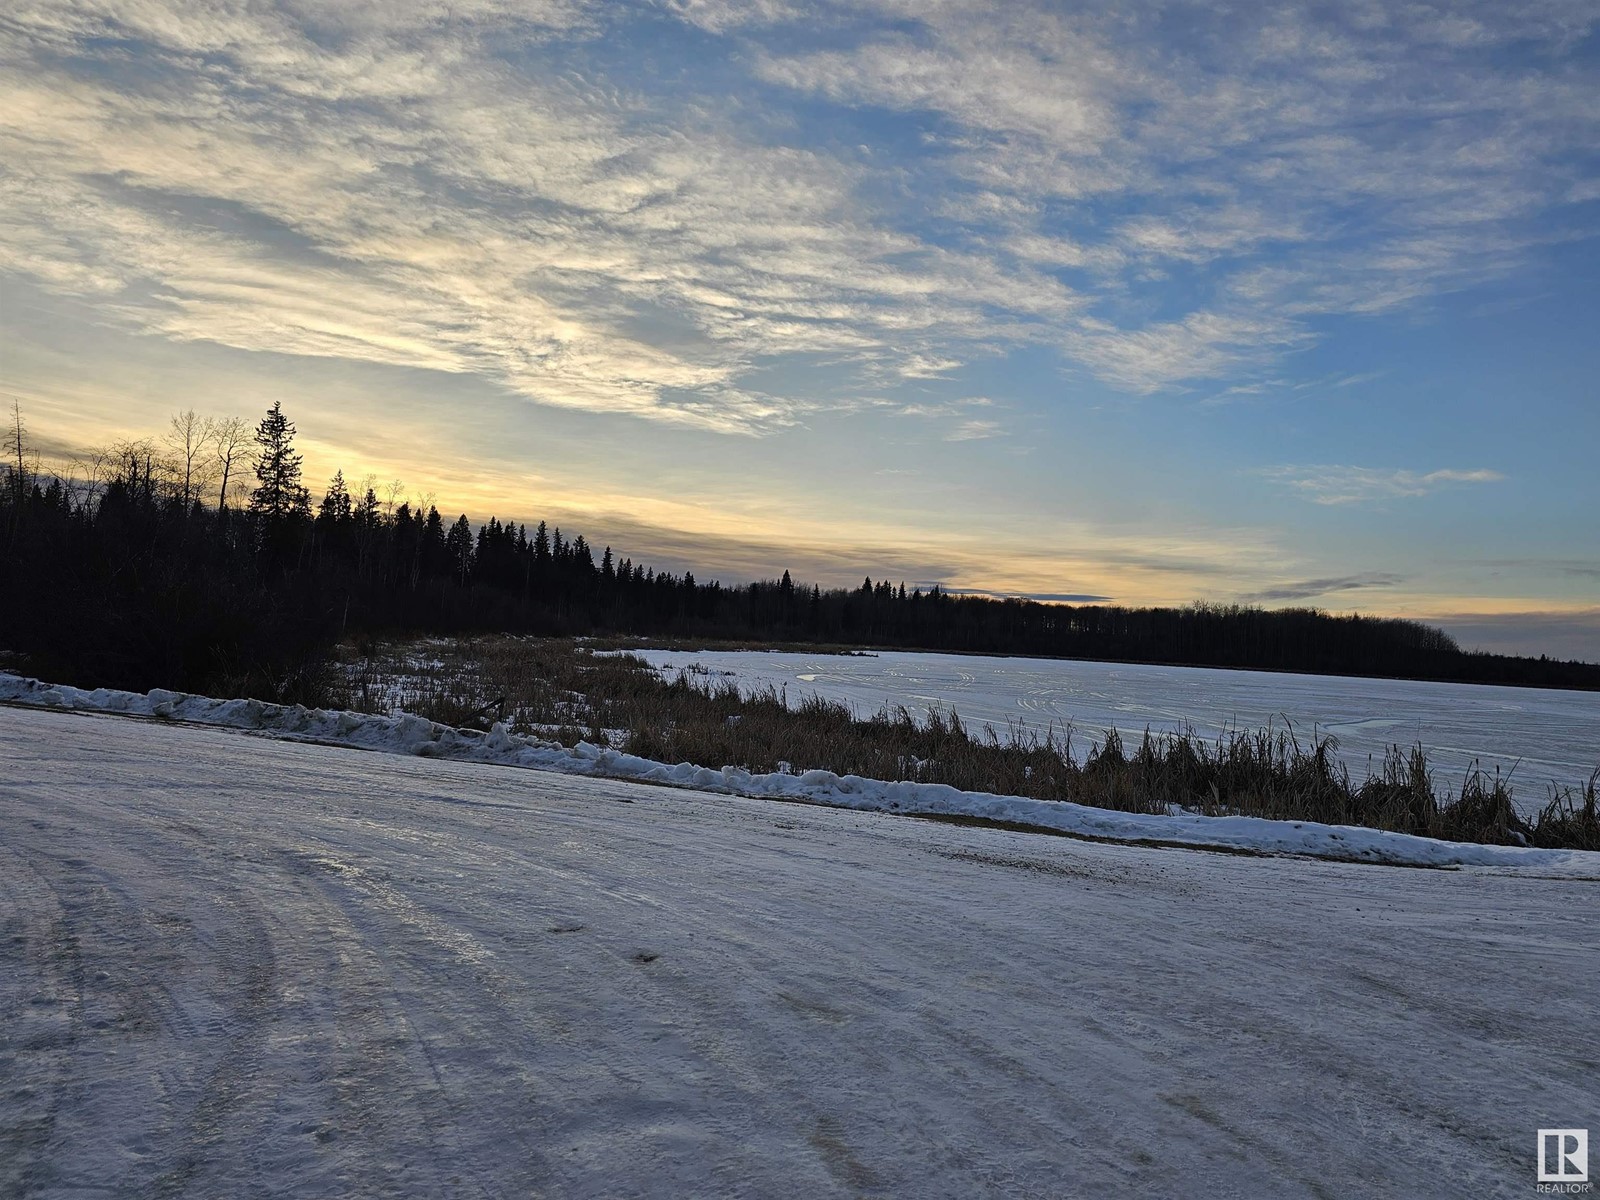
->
xmin=0 ymin=841 xmax=84 ymax=1199
xmin=277 ymin=847 xmax=531 ymax=1200
xmin=147 ymin=878 xmax=277 ymax=1200
xmin=4 ymin=708 xmax=1598 ymax=1198
xmin=0 ymin=798 xmax=278 ymax=1199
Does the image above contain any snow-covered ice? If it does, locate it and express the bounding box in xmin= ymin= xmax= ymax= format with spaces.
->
xmin=2 ymin=705 xmax=1596 ymax=1198
xmin=626 ymin=647 xmax=1600 ymax=801
xmin=3 ymin=673 xmax=1596 ymax=873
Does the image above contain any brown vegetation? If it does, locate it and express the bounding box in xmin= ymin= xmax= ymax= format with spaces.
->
xmin=330 ymin=636 xmax=1599 ymax=852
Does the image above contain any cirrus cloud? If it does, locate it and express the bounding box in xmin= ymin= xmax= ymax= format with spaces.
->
xmin=1255 ymin=465 xmax=1506 ymax=506
xmin=2 ymin=0 xmax=1596 ymax=430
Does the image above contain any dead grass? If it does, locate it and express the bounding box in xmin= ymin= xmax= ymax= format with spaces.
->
xmin=328 ymin=636 xmax=1600 ymax=850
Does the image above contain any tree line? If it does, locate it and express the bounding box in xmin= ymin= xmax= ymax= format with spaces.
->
xmin=3 ymin=400 xmax=1596 ymax=699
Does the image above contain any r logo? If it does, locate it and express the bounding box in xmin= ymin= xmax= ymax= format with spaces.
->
xmin=1539 ymin=1129 xmax=1589 ymax=1184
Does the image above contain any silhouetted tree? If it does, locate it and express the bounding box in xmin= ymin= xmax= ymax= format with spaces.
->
xmin=165 ymin=410 xmax=214 ymax=513
xmin=249 ymin=402 xmax=310 ymax=522
xmin=319 ymin=471 xmax=353 ymax=525
xmin=446 ymin=513 xmax=474 ymax=584
xmin=6 ymin=400 xmax=33 ymax=508
xmin=210 ymin=415 xmax=250 ymax=510
xmin=5 ymin=402 xmax=1596 ymax=701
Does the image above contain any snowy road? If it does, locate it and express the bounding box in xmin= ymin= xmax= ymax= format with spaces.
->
xmin=2 ymin=707 xmax=1596 ymax=1198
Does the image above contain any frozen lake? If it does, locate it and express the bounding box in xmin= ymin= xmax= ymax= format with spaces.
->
xmin=633 ymin=649 xmax=1600 ymax=803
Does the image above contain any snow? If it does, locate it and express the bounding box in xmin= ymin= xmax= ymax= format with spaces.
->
xmin=2 ymin=705 xmax=1596 ymax=1197
xmin=625 ymin=648 xmax=1600 ymax=803
xmin=3 ymin=672 xmax=1598 ymax=874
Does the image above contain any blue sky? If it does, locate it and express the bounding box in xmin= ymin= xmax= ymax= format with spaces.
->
xmin=2 ymin=1 xmax=1597 ymax=657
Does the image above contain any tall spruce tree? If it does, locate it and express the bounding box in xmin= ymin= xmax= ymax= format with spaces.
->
xmin=249 ymin=402 xmax=311 ymax=521
xmin=318 ymin=470 xmax=352 ymax=525
xmin=446 ymin=513 xmax=474 ymax=584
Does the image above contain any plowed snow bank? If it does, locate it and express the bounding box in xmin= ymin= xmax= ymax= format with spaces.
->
xmin=4 ymin=673 xmax=1595 ymax=874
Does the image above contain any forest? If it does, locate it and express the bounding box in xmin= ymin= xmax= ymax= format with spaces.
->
xmin=4 ymin=401 xmax=1598 ymax=700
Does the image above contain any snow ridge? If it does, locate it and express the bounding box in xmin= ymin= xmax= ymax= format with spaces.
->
xmin=4 ymin=673 xmax=1595 ymax=874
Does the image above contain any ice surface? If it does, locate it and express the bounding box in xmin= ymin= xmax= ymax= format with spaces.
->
xmin=626 ymin=648 xmax=1600 ymax=802
xmin=3 ymin=673 xmax=1596 ymax=873
xmin=2 ymin=705 xmax=1595 ymax=1197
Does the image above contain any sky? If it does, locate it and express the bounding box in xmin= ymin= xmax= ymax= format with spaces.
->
xmin=2 ymin=0 xmax=1598 ymax=659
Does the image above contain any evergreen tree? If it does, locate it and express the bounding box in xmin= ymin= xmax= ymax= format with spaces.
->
xmin=249 ymin=402 xmax=311 ymax=522
xmin=356 ymin=485 xmax=380 ymax=530
xmin=446 ymin=514 xmax=474 ymax=584
xmin=318 ymin=471 xmax=352 ymax=525
xmin=572 ymin=534 xmax=593 ymax=573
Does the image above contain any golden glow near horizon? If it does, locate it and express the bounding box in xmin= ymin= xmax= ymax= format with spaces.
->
xmin=2 ymin=2 xmax=1597 ymax=659
xmin=13 ymin=397 xmax=1599 ymax=652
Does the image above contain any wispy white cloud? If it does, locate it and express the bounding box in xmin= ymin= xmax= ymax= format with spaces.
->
xmin=945 ymin=419 xmax=1001 ymax=442
xmin=745 ymin=0 xmax=1600 ymax=391
xmin=0 ymin=2 xmax=1082 ymax=434
xmin=1256 ymin=464 xmax=1506 ymax=505
xmin=1 ymin=0 xmax=1596 ymax=430
xmin=1066 ymin=313 xmax=1312 ymax=394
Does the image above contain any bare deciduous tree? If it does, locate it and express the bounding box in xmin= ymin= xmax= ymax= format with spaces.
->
xmin=166 ymin=410 xmax=217 ymax=512
xmin=210 ymin=415 xmax=250 ymax=510
xmin=67 ymin=446 xmax=112 ymax=517
xmin=109 ymin=438 xmax=172 ymax=507
xmin=5 ymin=399 xmax=33 ymax=504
